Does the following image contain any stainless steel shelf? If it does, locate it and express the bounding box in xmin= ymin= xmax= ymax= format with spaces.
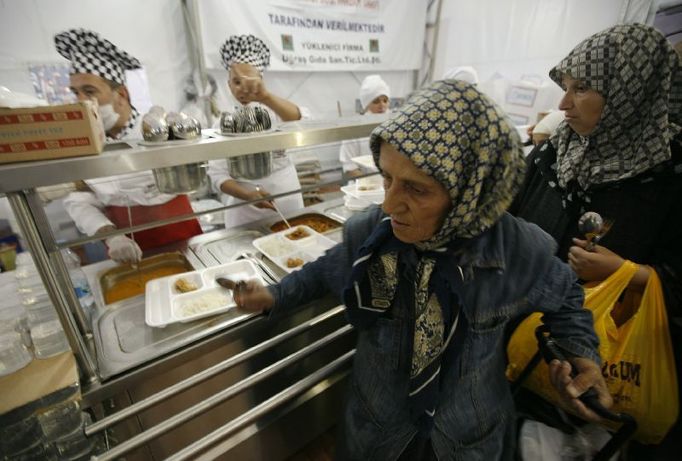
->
xmin=0 ymin=117 xmax=383 ymax=193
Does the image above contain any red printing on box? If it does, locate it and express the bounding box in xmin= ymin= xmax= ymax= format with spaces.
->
xmin=0 ymin=137 xmax=92 ymax=154
xmin=0 ymin=111 xmax=84 ymax=125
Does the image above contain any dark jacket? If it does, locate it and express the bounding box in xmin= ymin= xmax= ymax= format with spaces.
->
xmin=269 ymin=206 xmax=599 ymax=460
xmin=510 ymin=136 xmax=682 ymax=451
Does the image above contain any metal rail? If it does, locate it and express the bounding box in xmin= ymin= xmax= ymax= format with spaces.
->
xmin=55 ymin=173 xmax=346 ymax=249
xmin=0 ymin=120 xmax=384 ymax=194
xmin=167 ymin=350 xmax=355 ymax=461
xmin=85 ymin=306 xmax=345 ymax=435
xmin=92 ymin=324 xmax=353 ymax=461
xmin=54 ymin=166 xmax=380 ymax=250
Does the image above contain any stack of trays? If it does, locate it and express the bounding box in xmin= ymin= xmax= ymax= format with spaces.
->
xmin=252 ymin=226 xmax=337 ymax=274
xmin=341 ymin=176 xmax=384 ymax=210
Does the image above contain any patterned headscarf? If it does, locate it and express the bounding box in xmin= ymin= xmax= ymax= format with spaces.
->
xmin=55 ymin=29 xmax=141 ymax=85
xmin=369 ymin=79 xmax=526 ymax=246
xmin=549 ymin=23 xmax=682 ymax=189
xmin=220 ymin=35 xmax=271 ymax=73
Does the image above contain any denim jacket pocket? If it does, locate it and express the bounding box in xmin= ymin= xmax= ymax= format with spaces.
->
xmin=451 ymin=413 xmax=508 ymax=461
xmin=352 ymin=317 xmax=406 ymax=426
xmin=459 ymin=310 xmax=509 ymax=377
xmin=363 ymin=316 xmax=402 ymax=371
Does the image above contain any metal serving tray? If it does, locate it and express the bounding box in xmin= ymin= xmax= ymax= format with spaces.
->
xmin=269 ymin=213 xmax=342 ymax=234
xmin=84 ymin=251 xmax=259 ymax=379
xmin=322 ymin=203 xmax=356 ymax=223
xmin=188 ymin=230 xmax=265 ymax=267
xmin=100 ymin=252 xmax=193 ymax=305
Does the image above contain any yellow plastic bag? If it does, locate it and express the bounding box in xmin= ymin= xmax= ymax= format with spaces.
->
xmin=506 ymin=261 xmax=679 ymax=444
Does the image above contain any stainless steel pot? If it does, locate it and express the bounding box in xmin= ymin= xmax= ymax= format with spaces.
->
xmin=227 ymin=152 xmax=273 ymax=180
xmin=153 ymin=162 xmax=208 ymax=193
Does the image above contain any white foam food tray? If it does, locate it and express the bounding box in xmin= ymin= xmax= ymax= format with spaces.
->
xmin=252 ymin=225 xmax=337 ymax=274
xmin=145 ymin=260 xmax=264 ymax=328
xmin=340 ymin=184 xmax=384 ymax=204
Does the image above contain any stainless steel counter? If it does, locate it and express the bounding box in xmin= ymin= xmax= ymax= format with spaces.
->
xmin=85 ymin=197 xmax=353 ymax=380
xmin=4 ymin=116 xmax=373 ymax=459
xmin=76 ymin=198 xmax=359 ymax=460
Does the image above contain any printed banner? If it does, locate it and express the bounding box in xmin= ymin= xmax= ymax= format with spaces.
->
xmin=199 ymin=0 xmax=426 ymax=71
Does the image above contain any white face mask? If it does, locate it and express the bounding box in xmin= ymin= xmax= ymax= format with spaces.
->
xmin=98 ymin=103 xmax=121 ymax=131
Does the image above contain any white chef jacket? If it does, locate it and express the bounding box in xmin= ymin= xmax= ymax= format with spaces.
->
xmin=339 ymin=112 xmax=386 ymax=173
xmin=63 ymin=112 xmax=178 ymax=236
xmin=207 ymin=103 xmax=310 ymax=228
xmin=339 ymin=137 xmax=372 ymax=173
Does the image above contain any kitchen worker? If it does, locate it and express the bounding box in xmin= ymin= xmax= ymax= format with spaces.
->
xmin=339 ymin=74 xmax=391 ymax=178
xmin=207 ymin=34 xmax=308 ymax=228
xmin=56 ymin=28 xmax=202 ymax=263
xmin=442 ymin=66 xmax=480 ymax=85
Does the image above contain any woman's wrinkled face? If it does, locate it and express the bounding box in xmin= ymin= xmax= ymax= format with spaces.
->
xmin=379 ymin=142 xmax=452 ymax=243
xmin=366 ymin=95 xmax=389 ymax=114
xmin=558 ymin=75 xmax=606 ymax=136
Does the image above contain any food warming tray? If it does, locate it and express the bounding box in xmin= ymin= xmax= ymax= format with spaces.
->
xmin=100 ymin=252 xmax=193 ymax=305
xmin=269 ymin=213 xmax=342 ymax=234
xmin=145 ymin=260 xmax=264 ymax=328
xmin=252 ymin=225 xmax=336 ymax=274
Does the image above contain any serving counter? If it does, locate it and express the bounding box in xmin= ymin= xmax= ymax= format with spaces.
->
xmin=0 ymin=117 xmax=383 ymax=460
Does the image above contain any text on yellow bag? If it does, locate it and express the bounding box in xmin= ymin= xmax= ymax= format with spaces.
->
xmin=506 ymin=261 xmax=679 ymax=444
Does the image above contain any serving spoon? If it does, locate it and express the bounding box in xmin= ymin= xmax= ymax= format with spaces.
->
xmin=215 ymin=277 xmax=243 ymax=291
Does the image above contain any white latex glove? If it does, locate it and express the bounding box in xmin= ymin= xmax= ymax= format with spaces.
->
xmin=105 ymin=235 xmax=142 ymax=264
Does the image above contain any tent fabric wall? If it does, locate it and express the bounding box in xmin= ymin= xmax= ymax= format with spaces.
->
xmin=0 ymin=0 xmax=190 ymax=113
xmin=432 ymin=0 xmax=655 ymax=85
xmin=430 ymin=0 xmax=658 ymax=123
xmin=0 ymin=1 xmax=674 ymax=124
xmin=0 ymin=0 xmax=416 ymax=122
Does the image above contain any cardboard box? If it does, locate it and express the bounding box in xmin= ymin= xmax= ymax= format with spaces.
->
xmin=0 ymin=101 xmax=105 ymax=164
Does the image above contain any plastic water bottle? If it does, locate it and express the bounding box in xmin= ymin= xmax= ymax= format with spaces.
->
xmin=62 ymin=249 xmax=95 ymax=324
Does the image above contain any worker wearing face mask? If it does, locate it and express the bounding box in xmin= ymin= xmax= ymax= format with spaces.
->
xmin=55 ymin=29 xmax=202 ymax=263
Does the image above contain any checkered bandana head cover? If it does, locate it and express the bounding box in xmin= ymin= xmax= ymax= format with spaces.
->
xmin=369 ymin=80 xmax=526 ymax=244
xmin=549 ymin=23 xmax=682 ymax=189
xmin=55 ymin=28 xmax=141 ymax=85
xmin=220 ymin=35 xmax=270 ymax=72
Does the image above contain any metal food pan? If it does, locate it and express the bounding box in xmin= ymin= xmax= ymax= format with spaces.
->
xmin=189 ymin=230 xmax=264 ymax=266
xmin=269 ymin=213 xmax=342 ymax=234
xmin=100 ymin=252 xmax=194 ymax=305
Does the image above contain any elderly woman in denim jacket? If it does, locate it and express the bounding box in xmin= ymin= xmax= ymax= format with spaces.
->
xmin=510 ymin=24 xmax=682 ymax=457
xmin=235 ymin=80 xmax=611 ymax=460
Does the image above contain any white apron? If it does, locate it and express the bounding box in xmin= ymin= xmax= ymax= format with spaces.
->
xmin=221 ymin=162 xmax=304 ymax=228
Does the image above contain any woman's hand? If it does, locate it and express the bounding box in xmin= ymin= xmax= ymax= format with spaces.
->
xmin=568 ymin=238 xmax=624 ymax=281
xmin=233 ymin=280 xmax=275 ymax=312
xmin=549 ymin=357 xmax=613 ymax=422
